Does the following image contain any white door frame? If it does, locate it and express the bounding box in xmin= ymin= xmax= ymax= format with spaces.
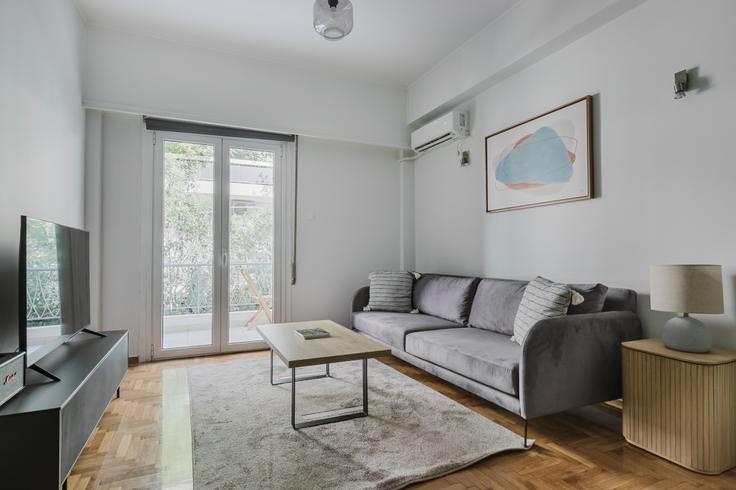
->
xmin=151 ymin=131 xmax=290 ymax=360
xmin=152 ymin=132 xmax=223 ymax=360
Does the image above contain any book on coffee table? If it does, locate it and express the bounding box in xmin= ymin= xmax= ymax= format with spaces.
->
xmin=294 ymin=328 xmax=331 ymax=340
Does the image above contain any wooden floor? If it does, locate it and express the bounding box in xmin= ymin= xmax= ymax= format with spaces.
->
xmin=69 ymin=351 xmax=736 ymax=489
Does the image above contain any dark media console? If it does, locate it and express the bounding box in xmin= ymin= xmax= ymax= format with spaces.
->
xmin=0 ymin=330 xmax=128 ymax=489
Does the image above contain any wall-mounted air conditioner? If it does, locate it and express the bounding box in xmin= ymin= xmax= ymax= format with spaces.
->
xmin=410 ymin=111 xmax=469 ymax=153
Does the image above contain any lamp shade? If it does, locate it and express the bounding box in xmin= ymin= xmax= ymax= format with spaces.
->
xmin=650 ymin=264 xmax=724 ymax=314
xmin=313 ymin=0 xmax=353 ymax=41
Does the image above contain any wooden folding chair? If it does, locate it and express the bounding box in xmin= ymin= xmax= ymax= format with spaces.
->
xmin=240 ymin=270 xmax=273 ymax=327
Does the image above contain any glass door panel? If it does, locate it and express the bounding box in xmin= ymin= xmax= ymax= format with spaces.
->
xmin=226 ymin=145 xmax=275 ymax=345
xmin=153 ymin=132 xmax=283 ymax=360
xmin=161 ymin=140 xmax=217 ymax=350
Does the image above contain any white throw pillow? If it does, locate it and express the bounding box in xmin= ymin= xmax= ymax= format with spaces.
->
xmin=511 ymin=276 xmax=584 ymax=345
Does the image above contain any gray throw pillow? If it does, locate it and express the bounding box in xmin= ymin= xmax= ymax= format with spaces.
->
xmin=364 ymin=271 xmax=416 ymax=313
xmin=511 ymin=276 xmax=584 ymax=345
xmin=568 ymin=283 xmax=609 ymax=315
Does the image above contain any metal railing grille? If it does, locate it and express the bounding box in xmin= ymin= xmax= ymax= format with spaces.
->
xmin=162 ymin=262 xmax=272 ymax=316
xmin=26 ymin=263 xmax=273 ymax=325
xmin=26 ymin=267 xmax=61 ymax=327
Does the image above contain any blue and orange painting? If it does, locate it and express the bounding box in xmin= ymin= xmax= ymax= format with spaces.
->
xmin=495 ymin=126 xmax=577 ymax=190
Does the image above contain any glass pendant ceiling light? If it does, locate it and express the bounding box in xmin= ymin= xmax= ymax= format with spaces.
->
xmin=313 ymin=0 xmax=353 ymax=41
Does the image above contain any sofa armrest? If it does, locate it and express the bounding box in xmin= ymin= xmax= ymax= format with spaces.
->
xmin=519 ymin=310 xmax=642 ymax=419
xmin=350 ymin=286 xmax=370 ymax=329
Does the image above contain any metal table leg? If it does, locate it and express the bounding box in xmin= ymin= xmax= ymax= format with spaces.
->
xmin=271 ymin=349 xmax=329 ymax=385
xmin=291 ymin=358 xmax=369 ymax=429
xmin=362 ymin=358 xmax=368 ymax=413
xmin=291 ymin=367 xmax=296 ymax=429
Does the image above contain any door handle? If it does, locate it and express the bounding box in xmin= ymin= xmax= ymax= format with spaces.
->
xmin=222 ymin=252 xmax=228 ymax=267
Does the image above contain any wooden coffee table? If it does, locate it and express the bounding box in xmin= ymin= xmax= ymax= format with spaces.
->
xmin=256 ymin=320 xmax=391 ymax=429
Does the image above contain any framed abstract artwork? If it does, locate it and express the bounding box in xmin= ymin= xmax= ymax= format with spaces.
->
xmin=485 ymin=96 xmax=593 ymax=213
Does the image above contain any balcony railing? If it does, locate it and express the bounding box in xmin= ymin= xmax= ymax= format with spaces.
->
xmin=26 ymin=267 xmax=61 ymax=327
xmin=25 ymin=262 xmax=273 ymax=326
xmin=162 ymin=262 xmax=272 ymax=317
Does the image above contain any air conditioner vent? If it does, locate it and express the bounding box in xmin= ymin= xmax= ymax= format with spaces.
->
xmin=410 ymin=111 xmax=469 ymax=153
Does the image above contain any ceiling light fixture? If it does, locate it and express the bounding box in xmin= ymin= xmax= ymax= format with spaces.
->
xmin=313 ymin=0 xmax=353 ymax=41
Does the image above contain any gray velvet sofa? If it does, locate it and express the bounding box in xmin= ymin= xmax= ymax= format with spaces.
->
xmin=351 ymin=274 xmax=642 ymax=442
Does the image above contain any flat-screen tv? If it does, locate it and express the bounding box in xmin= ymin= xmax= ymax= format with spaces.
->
xmin=20 ymin=216 xmax=90 ymax=366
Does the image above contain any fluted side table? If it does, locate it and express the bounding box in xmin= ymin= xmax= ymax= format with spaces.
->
xmin=622 ymin=338 xmax=736 ymax=474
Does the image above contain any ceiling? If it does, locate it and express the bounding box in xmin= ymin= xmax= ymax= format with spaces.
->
xmin=73 ymin=0 xmax=520 ymax=86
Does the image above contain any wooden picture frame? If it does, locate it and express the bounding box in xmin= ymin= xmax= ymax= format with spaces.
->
xmin=485 ymin=96 xmax=593 ymax=213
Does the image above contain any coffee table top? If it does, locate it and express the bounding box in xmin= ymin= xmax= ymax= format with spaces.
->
xmin=256 ymin=320 xmax=391 ymax=368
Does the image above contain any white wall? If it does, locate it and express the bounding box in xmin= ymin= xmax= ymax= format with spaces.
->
xmin=413 ymin=0 xmax=736 ymax=348
xmin=85 ymin=110 xmax=103 ymax=331
xmin=399 ymin=160 xmax=416 ymax=271
xmin=83 ymin=26 xmax=409 ymax=149
xmin=413 ymin=127 xmax=484 ymax=277
xmin=290 ymin=138 xmax=400 ymax=325
xmin=96 ymin=113 xmax=145 ymax=353
xmin=407 ymin=0 xmax=645 ymax=125
xmin=88 ymin=117 xmax=400 ymax=358
xmin=0 ymin=0 xmax=86 ymax=350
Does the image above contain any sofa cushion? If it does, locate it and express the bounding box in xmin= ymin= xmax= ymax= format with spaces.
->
xmin=352 ymin=311 xmax=462 ymax=350
xmin=468 ymin=278 xmax=528 ymax=336
xmin=568 ymin=283 xmax=609 ymax=315
xmin=413 ymin=274 xmax=480 ymax=325
xmin=405 ymin=328 xmax=521 ymax=396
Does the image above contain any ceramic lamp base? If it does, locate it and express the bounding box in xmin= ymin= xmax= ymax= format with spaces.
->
xmin=662 ymin=314 xmax=712 ymax=353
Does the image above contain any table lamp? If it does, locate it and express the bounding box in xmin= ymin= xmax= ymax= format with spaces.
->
xmin=649 ymin=264 xmax=724 ymax=353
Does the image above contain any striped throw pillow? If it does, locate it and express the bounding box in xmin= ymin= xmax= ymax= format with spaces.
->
xmin=364 ymin=271 xmax=416 ymax=313
xmin=511 ymin=276 xmax=584 ymax=345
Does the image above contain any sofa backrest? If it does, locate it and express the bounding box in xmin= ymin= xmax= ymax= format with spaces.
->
xmin=413 ymin=273 xmax=638 ymax=333
xmin=413 ymin=274 xmax=480 ymax=325
xmin=467 ymin=279 xmax=638 ymax=335
xmin=468 ymin=278 xmax=527 ymax=336
xmin=601 ymin=287 xmax=637 ymax=313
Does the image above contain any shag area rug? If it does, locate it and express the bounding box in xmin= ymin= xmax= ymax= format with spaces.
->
xmin=188 ymin=357 xmax=528 ymax=489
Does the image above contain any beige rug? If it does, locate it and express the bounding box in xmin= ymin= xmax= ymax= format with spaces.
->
xmin=188 ymin=357 xmax=529 ymax=489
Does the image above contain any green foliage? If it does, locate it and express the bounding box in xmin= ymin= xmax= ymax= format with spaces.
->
xmin=25 ymin=219 xmax=61 ymax=326
xmin=25 ymin=219 xmax=58 ymax=268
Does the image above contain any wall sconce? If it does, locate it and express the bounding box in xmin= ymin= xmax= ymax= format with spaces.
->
xmin=674 ymin=69 xmax=689 ymax=99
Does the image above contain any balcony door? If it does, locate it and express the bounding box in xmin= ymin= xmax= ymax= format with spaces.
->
xmin=152 ymin=133 xmax=286 ymax=359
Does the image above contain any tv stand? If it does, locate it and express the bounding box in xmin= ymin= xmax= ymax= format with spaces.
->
xmin=26 ymin=329 xmax=109 ymax=383
xmin=0 ymin=330 xmax=128 ymax=489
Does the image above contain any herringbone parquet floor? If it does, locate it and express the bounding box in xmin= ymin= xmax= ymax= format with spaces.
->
xmin=68 ymin=351 xmax=736 ymax=489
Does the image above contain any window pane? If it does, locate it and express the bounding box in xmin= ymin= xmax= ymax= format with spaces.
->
xmin=227 ymin=147 xmax=274 ymax=344
xmin=162 ymin=141 xmax=215 ymax=349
